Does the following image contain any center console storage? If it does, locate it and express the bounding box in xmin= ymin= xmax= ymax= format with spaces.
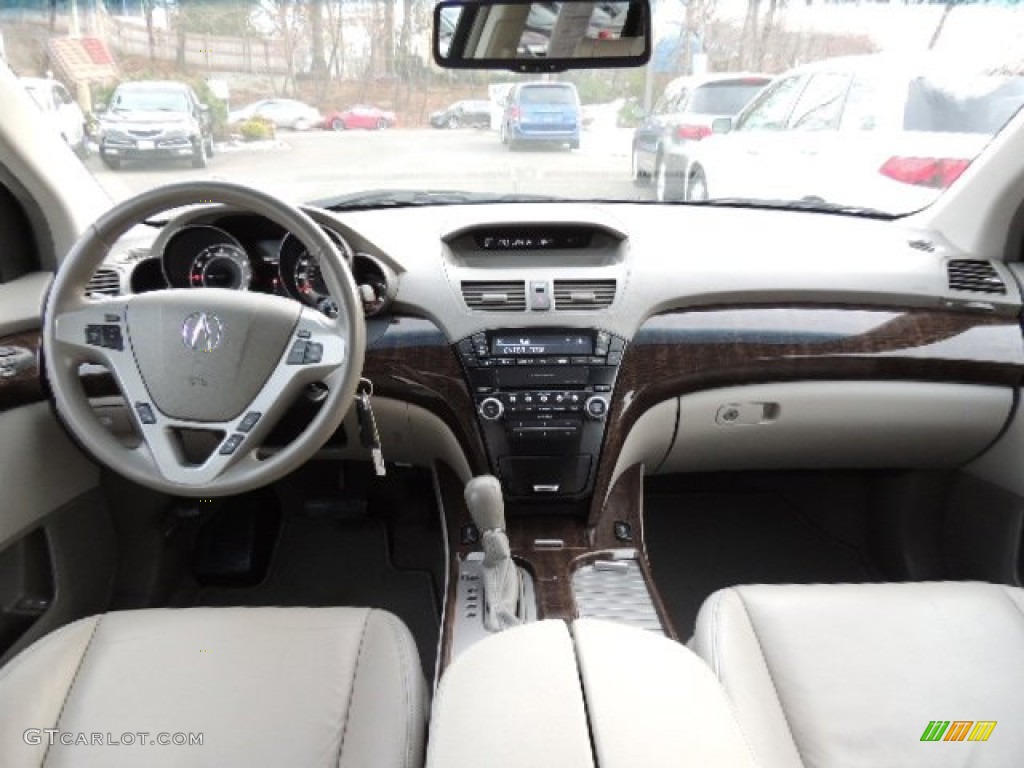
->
xmin=456 ymin=328 xmax=625 ymax=501
xmin=427 ymin=619 xmax=758 ymax=768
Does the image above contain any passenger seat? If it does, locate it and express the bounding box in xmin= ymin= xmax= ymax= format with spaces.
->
xmin=692 ymin=581 xmax=1024 ymax=767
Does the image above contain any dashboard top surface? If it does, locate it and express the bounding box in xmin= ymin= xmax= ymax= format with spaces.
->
xmin=101 ymin=201 xmax=1020 ymax=344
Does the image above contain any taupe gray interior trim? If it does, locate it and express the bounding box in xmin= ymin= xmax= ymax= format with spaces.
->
xmin=427 ymin=620 xmax=594 ymax=768
xmin=693 ymin=582 xmax=1024 ymax=767
xmin=573 ymin=618 xmax=758 ymax=768
xmin=0 ymin=403 xmax=98 ymax=550
xmin=0 ymin=272 xmax=51 ymax=337
xmin=659 ymin=381 xmax=1012 ymax=473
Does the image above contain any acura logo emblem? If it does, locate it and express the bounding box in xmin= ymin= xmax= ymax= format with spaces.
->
xmin=181 ymin=312 xmax=224 ymax=352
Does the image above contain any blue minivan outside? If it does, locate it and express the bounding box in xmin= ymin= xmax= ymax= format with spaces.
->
xmin=501 ymin=82 xmax=581 ymax=151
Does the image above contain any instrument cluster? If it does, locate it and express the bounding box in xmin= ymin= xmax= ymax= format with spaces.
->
xmin=146 ymin=220 xmax=393 ymax=317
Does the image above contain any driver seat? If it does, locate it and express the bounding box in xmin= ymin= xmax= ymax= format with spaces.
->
xmin=0 ymin=606 xmax=427 ymax=767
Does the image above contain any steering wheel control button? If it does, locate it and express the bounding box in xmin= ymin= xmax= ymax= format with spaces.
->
xmin=86 ymin=324 xmax=124 ymax=350
xmin=479 ymin=397 xmax=504 ymax=420
xmin=134 ymin=402 xmax=156 ymax=425
xmin=286 ymin=340 xmax=307 ymax=364
xmin=585 ymin=396 xmax=609 ymax=420
xmin=219 ymin=433 xmax=245 ymax=455
xmin=238 ymin=411 xmax=262 ymax=433
xmin=302 ymin=342 xmax=323 ymax=364
xmin=102 ymin=325 xmax=124 ymax=351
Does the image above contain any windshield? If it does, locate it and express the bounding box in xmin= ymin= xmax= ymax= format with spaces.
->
xmin=689 ymin=82 xmax=769 ymax=116
xmin=8 ymin=0 xmax=1023 ymax=215
xmin=519 ymin=86 xmax=578 ymax=105
xmin=23 ymin=85 xmax=48 ymax=110
xmin=110 ymin=89 xmax=189 ymax=113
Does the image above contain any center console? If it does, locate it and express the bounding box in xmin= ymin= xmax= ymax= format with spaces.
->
xmin=456 ymin=328 xmax=625 ymax=500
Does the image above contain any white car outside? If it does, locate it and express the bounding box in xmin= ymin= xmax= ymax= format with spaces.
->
xmin=228 ymin=98 xmax=322 ymax=130
xmin=683 ymin=54 xmax=1024 ymax=213
xmin=20 ymin=77 xmax=87 ymax=153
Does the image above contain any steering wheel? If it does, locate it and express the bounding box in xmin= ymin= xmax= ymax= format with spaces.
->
xmin=43 ymin=181 xmax=366 ymax=497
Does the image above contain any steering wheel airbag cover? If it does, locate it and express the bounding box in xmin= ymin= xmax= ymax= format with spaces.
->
xmin=128 ymin=289 xmax=301 ymax=422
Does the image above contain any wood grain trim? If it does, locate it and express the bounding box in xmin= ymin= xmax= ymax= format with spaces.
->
xmin=0 ymin=331 xmax=42 ymax=412
xmin=361 ymin=317 xmax=488 ymax=476
xmin=436 ymin=463 xmax=675 ymax=675
xmin=589 ymin=307 xmax=1024 ymax=521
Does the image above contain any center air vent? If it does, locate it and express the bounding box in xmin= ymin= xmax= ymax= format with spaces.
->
xmin=553 ymin=279 xmax=616 ymax=310
xmin=461 ymin=280 xmax=526 ymax=311
xmin=86 ymin=268 xmax=121 ymax=296
xmin=947 ymin=260 xmax=1006 ymax=295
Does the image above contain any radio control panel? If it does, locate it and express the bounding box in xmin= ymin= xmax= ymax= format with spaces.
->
xmin=455 ymin=329 xmax=625 ymax=501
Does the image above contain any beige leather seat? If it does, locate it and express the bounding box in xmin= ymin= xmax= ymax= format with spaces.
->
xmin=0 ymin=606 xmax=427 ymax=768
xmin=692 ymin=581 xmax=1024 ymax=767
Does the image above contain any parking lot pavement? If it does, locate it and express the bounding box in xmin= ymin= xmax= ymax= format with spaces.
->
xmin=85 ymin=127 xmax=646 ymax=204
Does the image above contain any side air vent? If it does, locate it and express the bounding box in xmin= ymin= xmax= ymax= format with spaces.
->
xmin=947 ymin=259 xmax=1006 ymax=295
xmin=460 ymin=280 xmax=527 ymax=311
xmin=553 ymin=279 xmax=616 ymax=310
xmin=86 ymin=268 xmax=121 ymax=296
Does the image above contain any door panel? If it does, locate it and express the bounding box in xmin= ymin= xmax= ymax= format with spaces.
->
xmin=0 ymin=271 xmax=111 ymax=661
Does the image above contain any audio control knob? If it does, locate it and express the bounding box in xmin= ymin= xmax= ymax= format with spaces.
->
xmin=479 ymin=397 xmax=504 ymax=421
xmin=585 ymin=395 xmax=609 ymax=420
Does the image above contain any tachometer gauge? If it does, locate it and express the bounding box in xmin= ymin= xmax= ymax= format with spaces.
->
xmin=189 ymin=243 xmax=252 ymax=290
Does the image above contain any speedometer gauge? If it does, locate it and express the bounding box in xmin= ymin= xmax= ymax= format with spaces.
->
xmin=190 ymin=243 xmax=252 ymax=290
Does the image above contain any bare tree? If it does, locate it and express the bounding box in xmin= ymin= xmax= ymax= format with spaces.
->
xmin=309 ymin=0 xmax=327 ymax=76
xmin=739 ymin=0 xmax=760 ymax=70
xmin=142 ymin=0 xmax=157 ymax=63
xmin=257 ymin=0 xmax=309 ymax=95
xmin=756 ymin=0 xmax=779 ymax=70
xmin=929 ymin=0 xmax=958 ymax=51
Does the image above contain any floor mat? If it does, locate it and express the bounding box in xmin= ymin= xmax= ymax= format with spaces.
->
xmin=192 ymin=464 xmax=443 ymax=681
xmin=198 ymin=513 xmax=440 ymax=678
xmin=645 ymin=488 xmax=877 ymax=638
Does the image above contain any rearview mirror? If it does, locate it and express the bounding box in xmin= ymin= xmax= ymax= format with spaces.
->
xmin=434 ymin=0 xmax=650 ymax=73
xmin=711 ymin=117 xmax=733 ymax=134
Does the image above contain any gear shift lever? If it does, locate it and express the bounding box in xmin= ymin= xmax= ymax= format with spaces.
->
xmin=464 ymin=476 xmax=522 ymax=632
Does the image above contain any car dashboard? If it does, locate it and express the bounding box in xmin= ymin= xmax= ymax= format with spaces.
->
xmin=71 ymin=202 xmax=1022 ymax=513
xmin=1 ymin=195 xmax=1022 ymax=675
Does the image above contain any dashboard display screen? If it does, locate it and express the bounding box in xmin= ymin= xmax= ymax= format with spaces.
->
xmin=491 ymin=333 xmax=593 ymax=356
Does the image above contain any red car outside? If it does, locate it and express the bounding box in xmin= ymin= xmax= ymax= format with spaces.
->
xmin=322 ymin=105 xmax=396 ymax=131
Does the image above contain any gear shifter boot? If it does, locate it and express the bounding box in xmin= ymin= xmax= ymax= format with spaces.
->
xmin=481 ymin=529 xmax=522 ymax=632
